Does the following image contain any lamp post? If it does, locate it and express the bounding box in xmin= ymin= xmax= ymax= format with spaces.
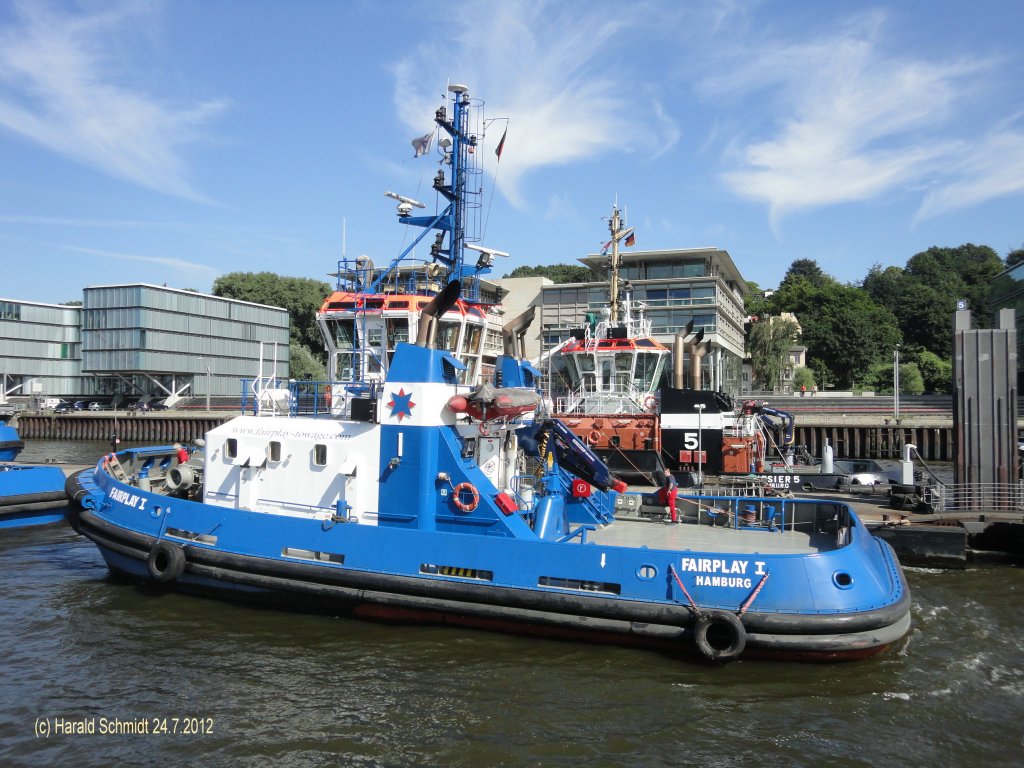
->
xmin=893 ymin=345 xmax=900 ymax=421
xmin=694 ymin=403 xmax=706 ymax=487
xmin=200 ymin=358 xmax=212 ymax=412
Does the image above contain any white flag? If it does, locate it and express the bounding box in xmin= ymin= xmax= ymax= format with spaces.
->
xmin=411 ymin=131 xmax=433 ymax=157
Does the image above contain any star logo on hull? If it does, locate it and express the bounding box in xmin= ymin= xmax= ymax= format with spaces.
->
xmin=387 ymin=388 xmax=416 ymax=422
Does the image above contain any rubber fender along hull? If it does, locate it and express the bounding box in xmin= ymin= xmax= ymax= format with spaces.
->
xmin=74 ymin=508 xmax=911 ymax=662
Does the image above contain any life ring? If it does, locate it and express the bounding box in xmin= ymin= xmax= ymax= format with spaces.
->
xmin=324 ymin=387 xmax=333 ymax=407
xmin=643 ymin=394 xmax=658 ymax=412
xmin=146 ymin=540 xmax=185 ymax=583
xmin=587 ymin=429 xmax=602 ymax=445
xmin=452 ymin=482 xmax=480 ymax=512
xmin=693 ymin=611 xmax=746 ymax=662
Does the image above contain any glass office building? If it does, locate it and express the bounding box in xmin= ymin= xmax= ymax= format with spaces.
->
xmin=81 ymin=284 xmax=290 ymax=400
xmin=0 ymin=299 xmax=82 ymax=400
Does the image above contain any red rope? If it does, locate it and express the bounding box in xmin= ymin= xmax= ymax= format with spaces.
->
xmin=739 ymin=571 xmax=771 ymax=615
xmin=668 ymin=564 xmax=698 ymax=611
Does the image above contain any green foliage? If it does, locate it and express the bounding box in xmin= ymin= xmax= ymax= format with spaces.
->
xmin=779 ymin=259 xmax=831 ymax=291
xmin=212 ymin=272 xmax=331 ymax=359
xmin=1007 ymin=245 xmax=1024 ymax=268
xmin=747 ymin=317 xmax=799 ymax=391
xmin=742 ymin=280 xmax=773 ymax=318
xmin=862 ymin=245 xmax=1003 ymax=361
xmin=288 ymin=341 xmax=327 ymax=381
xmin=792 ymin=366 xmax=815 ymax=390
xmin=60 ymin=300 xmax=83 ymax=306
xmin=900 ymin=363 xmax=925 ymax=395
xmin=913 ymin=348 xmax=952 ymax=393
xmin=503 ymin=264 xmax=598 ymax=283
xmin=768 ymin=271 xmax=901 ymax=390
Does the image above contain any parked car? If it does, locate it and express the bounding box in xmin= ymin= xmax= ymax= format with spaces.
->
xmin=72 ymin=400 xmax=87 ymax=410
xmin=127 ymin=401 xmax=150 ymax=413
xmin=87 ymin=402 xmax=109 ymax=411
xmin=53 ymin=401 xmax=72 ymax=414
xmin=149 ymin=401 xmax=170 ymax=411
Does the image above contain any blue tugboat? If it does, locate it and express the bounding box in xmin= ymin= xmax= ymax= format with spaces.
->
xmin=65 ymin=85 xmax=910 ymax=662
xmin=0 ymin=409 xmax=68 ymax=528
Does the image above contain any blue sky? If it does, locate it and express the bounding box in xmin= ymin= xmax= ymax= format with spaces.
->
xmin=1 ymin=0 xmax=1022 ymax=305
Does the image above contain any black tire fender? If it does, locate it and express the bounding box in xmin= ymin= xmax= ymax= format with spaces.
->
xmin=694 ymin=611 xmax=746 ymax=662
xmin=147 ymin=540 xmax=186 ymax=583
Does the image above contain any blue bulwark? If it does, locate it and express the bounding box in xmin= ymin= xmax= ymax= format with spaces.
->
xmin=386 ymin=344 xmax=466 ymax=384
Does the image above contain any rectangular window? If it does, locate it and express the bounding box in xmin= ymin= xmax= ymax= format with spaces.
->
xmin=313 ymin=444 xmax=327 ymax=466
xmin=225 ymin=438 xmax=237 ymax=459
xmin=268 ymin=441 xmax=282 ymax=462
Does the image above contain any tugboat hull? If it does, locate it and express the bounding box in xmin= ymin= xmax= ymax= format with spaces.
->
xmin=69 ymin=470 xmax=911 ymax=663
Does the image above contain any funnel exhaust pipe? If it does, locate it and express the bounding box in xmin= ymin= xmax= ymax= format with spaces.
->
xmin=502 ymin=306 xmax=536 ymax=359
xmin=416 ymin=280 xmax=462 ymax=349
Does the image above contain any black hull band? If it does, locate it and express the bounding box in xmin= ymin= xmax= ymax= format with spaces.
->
xmin=76 ymin=509 xmax=911 ymax=645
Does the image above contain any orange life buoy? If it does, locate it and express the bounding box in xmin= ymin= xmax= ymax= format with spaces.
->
xmin=452 ymin=482 xmax=480 ymax=512
xmin=588 ymin=429 xmax=602 ymax=445
xmin=643 ymin=394 xmax=658 ymax=412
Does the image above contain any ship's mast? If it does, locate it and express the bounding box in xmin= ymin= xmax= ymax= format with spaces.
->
xmin=607 ymin=206 xmax=635 ymax=323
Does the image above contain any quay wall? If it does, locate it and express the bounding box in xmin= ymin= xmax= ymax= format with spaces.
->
xmin=12 ymin=410 xmax=971 ymax=461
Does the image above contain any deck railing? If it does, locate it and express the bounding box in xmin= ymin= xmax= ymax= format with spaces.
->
xmin=922 ymin=482 xmax=1024 ymax=514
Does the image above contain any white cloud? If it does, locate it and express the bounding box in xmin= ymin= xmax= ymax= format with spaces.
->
xmin=706 ymin=11 xmax=1012 ymax=224
xmin=63 ymin=244 xmax=221 ymax=279
xmin=0 ymin=1 xmax=227 ymax=202
xmin=916 ymin=126 xmax=1024 ymax=221
xmin=392 ymin=0 xmax=680 ymax=208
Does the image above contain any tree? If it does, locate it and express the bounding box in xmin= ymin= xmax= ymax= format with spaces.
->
xmin=863 ymin=244 xmax=1004 ymax=359
xmin=288 ymin=341 xmax=326 ymax=381
xmin=771 ymin=271 xmax=901 ymax=390
xmin=778 ymin=259 xmax=830 ymax=291
xmin=742 ymin=280 xmax=773 ymax=319
xmin=1007 ymin=245 xmax=1024 ymax=268
xmin=502 ymin=264 xmax=598 ymax=283
xmin=913 ymin=348 xmax=952 ymax=393
xmin=213 ymin=272 xmax=332 ymax=361
xmin=747 ymin=317 xmax=799 ymax=392
xmin=899 ymin=363 xmax=925 ymax=395
xmin=792 ymin=366 xmax=815 ymax=391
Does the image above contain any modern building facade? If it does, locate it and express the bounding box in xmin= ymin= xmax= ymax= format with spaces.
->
xmin=82 ymin=284 xmax=290 ymax=401
xmin=532 ymin=247 xmax=748 ymax=397
xmin=1 ymin=285 xmax=290 ymax=405
xmin=0 ymin=299 xmax=82 ymax=402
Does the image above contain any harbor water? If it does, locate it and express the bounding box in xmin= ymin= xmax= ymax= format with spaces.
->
xmin=3 ymin=441 xmax=1023 ymax=767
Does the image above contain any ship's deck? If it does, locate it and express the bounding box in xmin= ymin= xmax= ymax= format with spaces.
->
xmin=586 ymin=514 xmax=837 ymax=555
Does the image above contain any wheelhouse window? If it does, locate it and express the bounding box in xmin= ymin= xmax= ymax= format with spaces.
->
xmin=268 ymin=441 xmax=282 ymax=462
xmin=313 ymin=444 xmax=327 ymax=466
xmin=225 ymin=438 xmax=238 ymax=459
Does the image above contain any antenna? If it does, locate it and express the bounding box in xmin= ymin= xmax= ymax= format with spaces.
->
xmin=384 ymin=191 xmax=426 ymax=208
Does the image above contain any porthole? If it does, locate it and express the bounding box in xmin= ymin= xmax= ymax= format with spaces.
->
xmin=832 ymin=571 xmax=854 ymax=590
xmin=636 ymin=564 xmax=658 ymax=581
